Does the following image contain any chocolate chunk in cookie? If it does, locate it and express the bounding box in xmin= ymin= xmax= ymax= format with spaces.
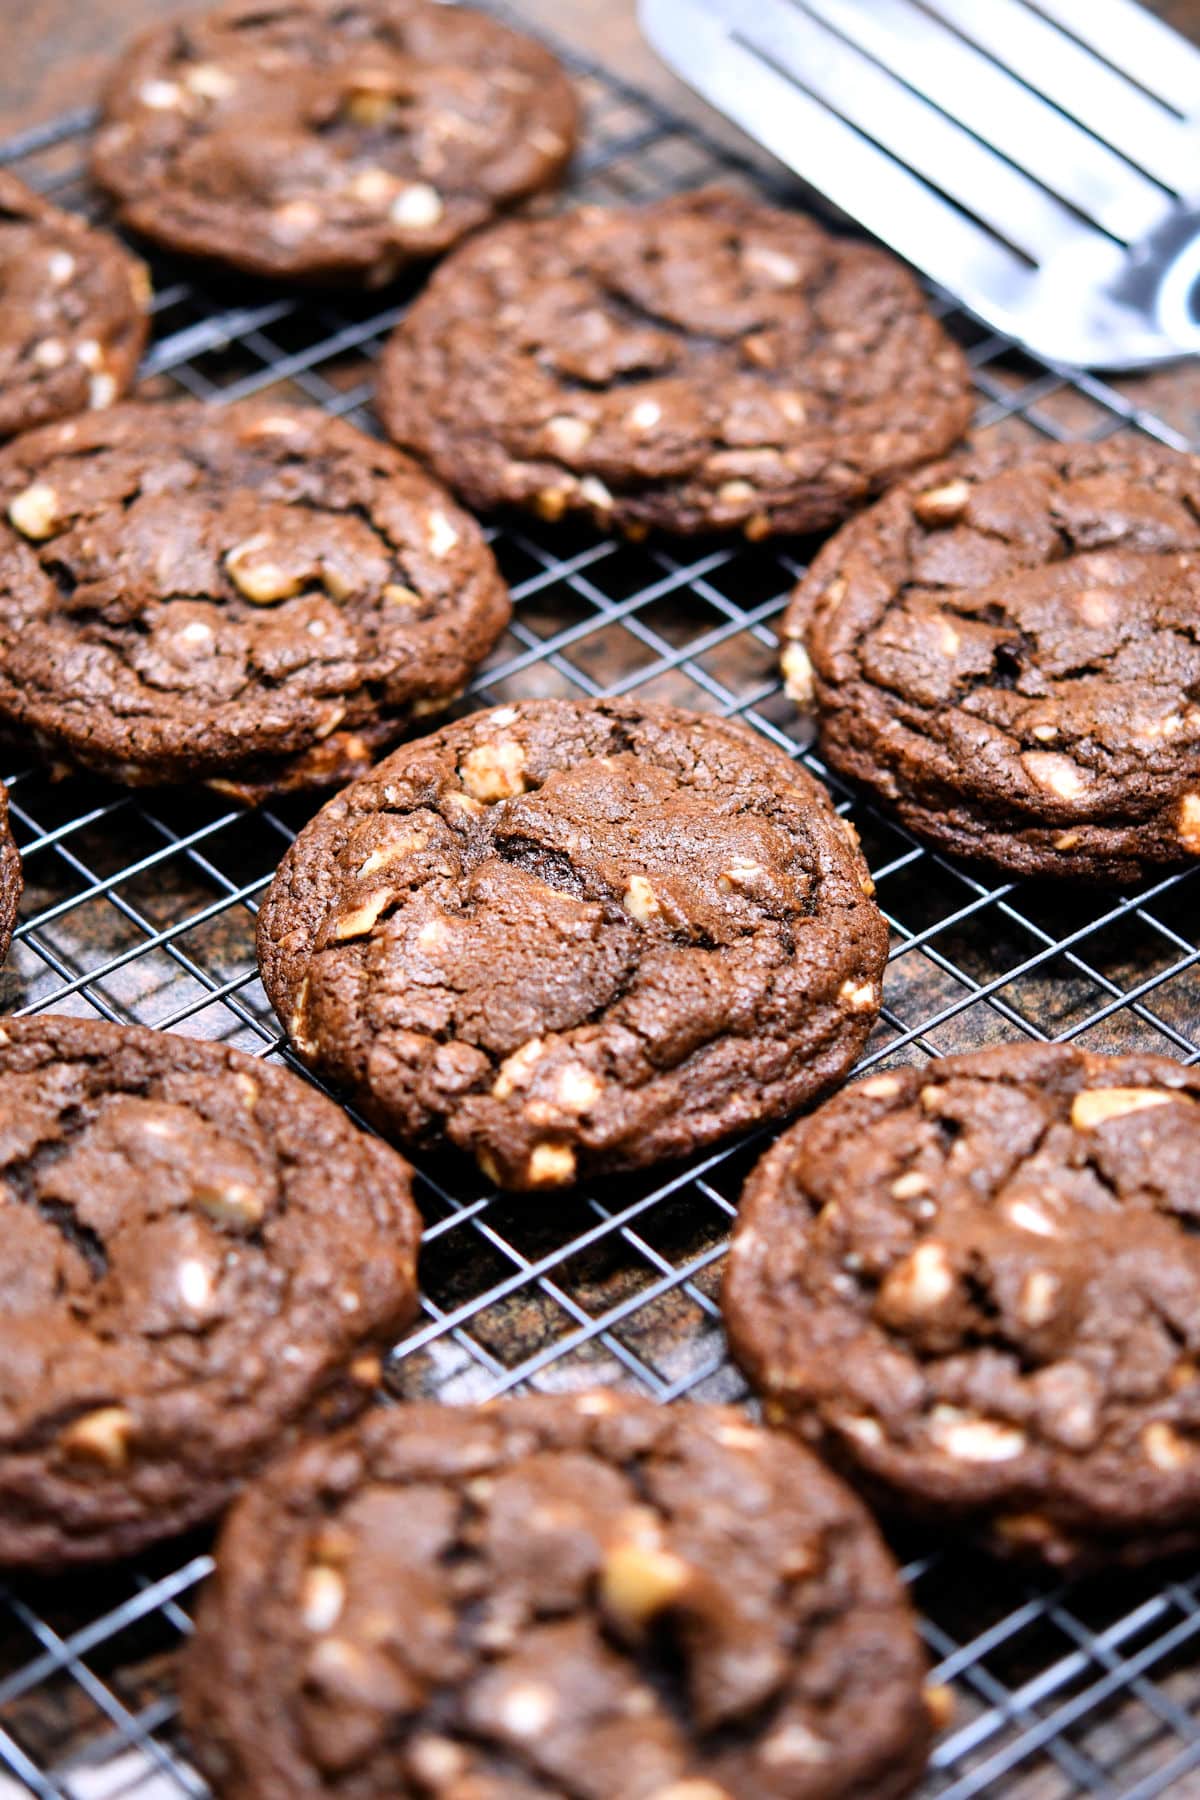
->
xmin=0 ymin=171 xmax=149 ymax=440
xmin=91 ymin=0 xmax=577 ymax=286
xmin=256 ymin=698 xmax=888 ymax=1190
xmin=726 ymin=1043 xmax=1200 ymax=1567
xmin=0 ymin=1014 xmax=420 ymax=1568
xmin=377 ymin=188 xmax=972 ymax=539
xmin=0 ymin=400 xmax=510 ymax=800
xmin=783 ymin=438 xmax=1200 ymax=881
xmin=182 ymin=1392 xmax=933 ymax=1799
xmin=0 ymin=785 xmax=20 ymax=967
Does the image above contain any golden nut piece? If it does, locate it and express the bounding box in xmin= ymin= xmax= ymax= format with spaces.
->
xmin=601 ymin=1542 xmax=692 ymax=1631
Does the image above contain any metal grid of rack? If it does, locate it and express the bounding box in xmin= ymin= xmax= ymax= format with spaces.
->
xmin=0 ymin=8 xmax=1199 ymax=1796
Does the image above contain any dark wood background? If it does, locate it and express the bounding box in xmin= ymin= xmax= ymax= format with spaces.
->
xmin=6 ymin=1 xmax=1198 ymax=145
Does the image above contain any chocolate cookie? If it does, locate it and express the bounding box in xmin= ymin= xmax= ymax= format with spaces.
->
xmin=0 ymin=399 xmax=510 ymax=801
xmin=257 ymin=698 xmax=888 ymax=1190
xmin=377 ymin=188 xmax=973 ymax=540
xmin=0 ymin=172 xmax=149 ymax=441
xmin=782 ymin=438 xmax=1200 ymax=882
xmin=726 ymin=1043 xmax=1200 ymax=1567
xmin=91 ymin=0 xmax=577 ymax=287
xmin=181 ymin=1391 xmax=933 ymax=1799
xmin=0 ymin=1014 xmax=421 ymax=1568
xmin=0 ymin=785 xmax=20 ymax=967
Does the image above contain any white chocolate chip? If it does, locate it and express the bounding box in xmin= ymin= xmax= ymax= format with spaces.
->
xmin=178 ymin=1258 xmax=214 ymax=1312
xmin=492 ymin=1037 xmax=548 ymax=1100
xmin=139 ymin=78 xmax=183 ymax=109
xmin=497 ymin=1683 xmax=557 ymax=1737
xmin=272 ymin=199 xmax=322 ymax=241
xmin=913 ymin=478 xmax=970 ymax=526
xmin=8 ymin=482 xmax=60 ymax=539
xmin=526 ymin=1142 xmax=577 ymax=1187
xmin=77 ymin=338 xmax=103 ymax=371
xmin=302 ymin=1565 xmax=346 ymax=1633
xmin=761 ymin=1723 xmax=831 ymax=1767
xmin=409 ymin=1738 xmax=469 ymax=1785
xmin=857 ymin=1073 xmax=903 ymax=1099
xmin=781 ymin=641 xmax=814 ymax=705
xmin=891 ymin=1170 xmax=930 ymax=1200
xmin=1071 ymin=1087 xmax=1173 ymax=1130
xmin=180 ymin=619 xmax=213 ymax=646
xmin=89 ymin=371 xmax=118 ymax=411
xmin=60 ymin=1406 xmax=134 ymax=1470
xmin=383 ymin=581 xmax=421 ymax=607
xmin=1021 ymin=751 xmax=1087 ymax=802
xmin=545 ymin=414 xmax=593 ymax=458
xmin=1031 ymin=723 xmax=1057 ymax=742
xmin=717 ymin=479 xmax=756 ymax=506
xmin=226 ymin=537 xmax=304 ymax=604
xmin=1018 ymin=1269 xmax=1059 ymax=1328
xmin=47 ymin=249 xmax=75 ymax=285
xmin=938 ymin=618 xmax=962 ymax=656
xmin=192 ymin=1179 xmax=266 ymax=1232
xmin=426 ymin=510 xmax=459 ymax=559
xmin=836 ymin=1412 xmax=884 ymax=1448
xmin=579 ymin=474 xmax=614 ymax=513
xmin=742 ymin=244 xmax=802 ymax=286
xmin=717 ymin=856 xmax=765 ymax=894
xmin=417 ymin=917 xmax=449 ymax=949
xmin=879 ymin=1242 xmax=955 ymax=1315
xmin=601 ymin=1543 xmax=691 ymax=1630
xmin=32 ymin=338 xmax=66 ymax=369
xmin=1180 ymin=792 xmax=1200 ymax=854
xmin=552 ymin=1063 xmax=603 ymax=1114
xmin=649 ymin=1787 xmax=734 ymax=1800
xmin=348 ymin=165 xmax=397 ymax=204
xmin=332 ymin=889 xmax=397 ymax=941
xmin=928 ymin=1405 xmax=1026 ymax=1463
xmin=839 ymin=978 xmax=877 ymax=1012
xmin=390 ymin=183 xmax=445 ymax=230
xmin=1143 ymin=1421 xmax=1194 ymax=1471
xmin=459 ymin=739 xmax=528 ymax=801
xmin=628 ymin=398 xmax=662 ymax=432
xmin=185 ymin=62 xmax=236 ymax=98
xmin=1075 ymin=587 xmax=1115 ymax=627
xmin=622 ymin=874 xmax=661 ymax=922
xmin=357 ymin=834 xmax=427 ymax=878
xmin=1002 ymin=1197 xmax=1059 ymax=1237
xmin=574 ymin=1392 xmax=617 ymax=1415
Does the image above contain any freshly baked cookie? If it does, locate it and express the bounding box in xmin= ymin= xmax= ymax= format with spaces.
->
xmin=782 ymin=438 xmax=1200 ymax=882
xmin=0 ymin=400 xmax=509 ymax=801
xmin=181 ymin=1391 xmax=933 ymax=1800
xmin=377 ymin=187 xmax=973 ymax=539
xmin=0 ymin=172 xmax=148 ymax=441
xmin=726 ymin=1043 xmax=1200 ymax=1568
xmin=0 ymin=785 xmax=20 ymax=967
xmin=0 ymin=1014 xmax=420 ymax=1568
xmin=91 ymin=0 xmax=577 ymax=286
xmin=257 ymin=698 xmax=888 ymax=1190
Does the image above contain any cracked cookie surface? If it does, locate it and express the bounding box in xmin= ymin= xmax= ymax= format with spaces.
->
xmin=377 ymin=188 xmax=973 ymax=539
xmin=91 ymin=0 xmax=577 ymax=286
xmin=783 ymin=438 xmax=1200 ymax=880
xmin=181 ymin=1391 xmax=932 ymax=1800
xmin=726 ymin=1043 xmax=1200 ymax=1567
xmin=0 ymin=1014 xmax=420 ymax=1568
xmin=0 ymin=172 xmax=149 ymax=442
xmin=0 ymin=399 xmax=510 ymax=800
xmin=257 ymin=698 xmax=888 ymax=1189
xmin=0 ymin=786 xmax=20 ymax=969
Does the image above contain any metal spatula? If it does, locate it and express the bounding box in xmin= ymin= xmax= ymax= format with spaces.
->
xmin=639 ymin=0 xmax=1200 ymax=369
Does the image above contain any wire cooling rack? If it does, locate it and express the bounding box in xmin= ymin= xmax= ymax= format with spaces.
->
xmin=1 ymin=7 xmax=1199 ymax=1797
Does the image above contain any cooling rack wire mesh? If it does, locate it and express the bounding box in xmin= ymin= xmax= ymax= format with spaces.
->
xmin=0 ymin=7 xmax=1199 ymax=1796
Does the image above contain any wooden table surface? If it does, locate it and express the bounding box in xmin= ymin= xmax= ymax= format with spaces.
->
xmin=5 ymin=0 xmax=1199 ymax=143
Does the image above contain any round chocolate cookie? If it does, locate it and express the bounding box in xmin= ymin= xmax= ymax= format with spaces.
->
xmin=377 ymin=187 xmax=973 ymax=539
xmin=181 ymin=1391 xmax=933 ymax=1799
xmin=0 ymin=1013 xmax=421 ymax=1568
xmin=726 ymin=1043 xmax=1200 ymax=1567
xmin=257 ymin=698 xmax=888 ymax=1190
xmin=91 ymin=0 xmax=577 ymax=287
xmin=782 ymin=437 xmax=1200 ymax=882
xmin=0 ymin=172 xmax=149 ymax=442
xmin=0 ymin=784 xmax=21 ymax=968
xmin=0 ymin=399 xmax=510 ymax=801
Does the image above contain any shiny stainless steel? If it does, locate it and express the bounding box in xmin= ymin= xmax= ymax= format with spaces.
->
xmin=639 ymin=0 xmax=1200 ymax=368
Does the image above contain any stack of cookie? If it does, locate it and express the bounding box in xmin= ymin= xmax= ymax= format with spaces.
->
xmin=0 ymin=1 xmax=1197 ymax=1796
